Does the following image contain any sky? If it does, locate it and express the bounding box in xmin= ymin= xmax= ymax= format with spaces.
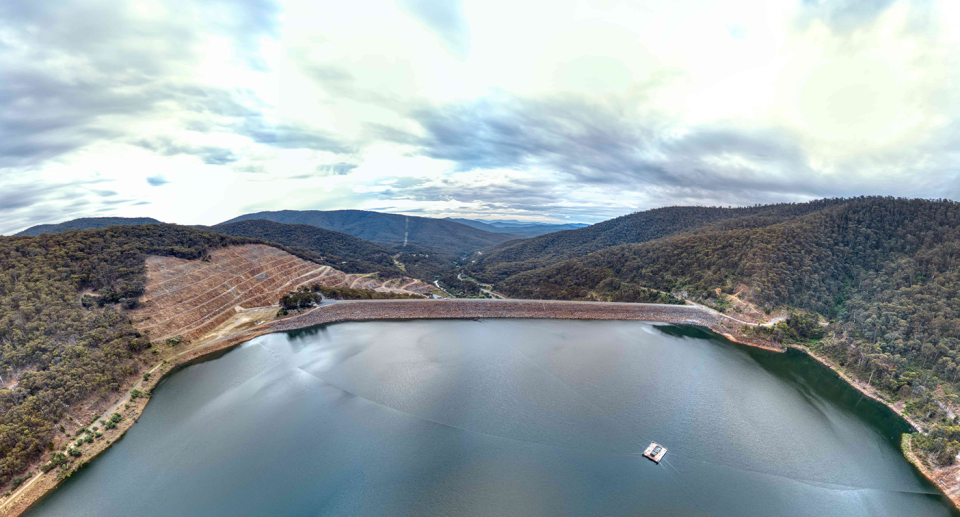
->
xmin=2 ymin=0 xmax=960 ymax=234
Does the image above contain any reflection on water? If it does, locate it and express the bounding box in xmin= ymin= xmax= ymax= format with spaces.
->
xmin=25 ymin=320 xmax=960 ymax=517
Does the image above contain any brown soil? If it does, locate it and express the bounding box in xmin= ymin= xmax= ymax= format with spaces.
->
xmin=128 ymin=244 xmax=433 ymax=342
xmin=714 ymin=285 xmax=785 ymax=324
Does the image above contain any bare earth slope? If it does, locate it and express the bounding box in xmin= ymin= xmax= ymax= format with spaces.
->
xmin=129 ymin=244 xmax=432 ymax=342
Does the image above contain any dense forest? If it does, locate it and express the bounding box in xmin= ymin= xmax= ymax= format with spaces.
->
xmin=210 ymin=220 xmax=399 ymax=274
xmin=278 ymin=285 xmax=423 ymax=313
xmin=435 ymin=270 xmax=483 ymax=298
xmin=470 ymin=199 xmax=850 ymax=282
xmin=0 ymin=225 xmax=279 ymax=487
xmin=483 ymin=197 xmax=960 ymax=465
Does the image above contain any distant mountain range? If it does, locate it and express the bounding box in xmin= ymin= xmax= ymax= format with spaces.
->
xmin=220 ymin=210 xmax=514 ymax=256
xmin=14 ymin=217 xmax=163 ymax=236
xmin=445 ymin=218 xmax=588 ymax=238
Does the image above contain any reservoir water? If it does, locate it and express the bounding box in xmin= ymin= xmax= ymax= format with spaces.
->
xmin=25 ymin=320 xmax=960 ymax=516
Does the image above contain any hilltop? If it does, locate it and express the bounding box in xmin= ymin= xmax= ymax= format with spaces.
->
xmin=14 ymin=217 xmax=163 ymax=236
xmin=209 ymin=220 xmax=397 ymax=273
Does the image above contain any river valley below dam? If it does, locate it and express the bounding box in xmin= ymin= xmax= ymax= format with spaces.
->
xmin=23 ymin=319 xmax=960 ymax=516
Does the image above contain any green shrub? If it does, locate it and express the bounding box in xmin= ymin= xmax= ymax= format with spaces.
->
xmin=10 ymin=473 xmax=32 ymax=489
xmin=67 ymin=448 xmax=81 ymax=458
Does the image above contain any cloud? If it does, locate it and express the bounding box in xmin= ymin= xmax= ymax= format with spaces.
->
xmin=0 ymin=178 xmax=139 ymax=234
xmin=397 ymin=0 xmax=470 ymax=58
xmin=135 ymin=137 xmax=239 ymax=165
xmin=146 ymin=175 xmax=170 ymax=187
xmin=316 ymin=162 xmax=359 ymax=175
xmin=373 ymin=89 xmax=957 ymax=209
xmin=382 ymin=93 xmax=786 ymax=194
xmin=237 ymin=117 xmax=353 ymax=152
xmin=796 ymin=0 xmax=926 ymax=33
xmin=0 ymin=0 xmax=283 ymax=169
xmin=2 ymin=0 xmax=959 ymax=231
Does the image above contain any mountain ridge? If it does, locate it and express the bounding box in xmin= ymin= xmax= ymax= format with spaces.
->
xmin=14 ymin=217 xmax=163 ymax=236
xmin=220 ymin=210 xmax=515 ymax=256
xmin=468 ymin=198 xmax=853 ymax=282
xmin=445 ymin=218 xmax=588 ymax=238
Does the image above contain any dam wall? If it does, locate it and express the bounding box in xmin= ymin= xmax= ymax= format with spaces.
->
xmin=269 ymin=299 xmax=782 ymax=351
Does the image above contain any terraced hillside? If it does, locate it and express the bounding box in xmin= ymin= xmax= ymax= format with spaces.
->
xmin=130 ymin=244 xmax=433 ymax=342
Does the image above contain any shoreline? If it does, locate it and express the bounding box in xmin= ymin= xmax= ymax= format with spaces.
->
xmin=787 ymin=344 xmax=960 ymax=508
xmin=786 ymin=345 xmax=925 ymax=433
xmin=4 ymin=299 xmax=956 ymax=515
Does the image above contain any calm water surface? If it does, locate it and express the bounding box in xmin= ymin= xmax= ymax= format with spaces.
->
xmin=25 ymin=320 xmax=960 ymax=516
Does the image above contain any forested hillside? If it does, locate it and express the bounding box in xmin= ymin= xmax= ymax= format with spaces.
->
xmin=220 ymin=210 xmax=514 ymax=256
xmin=491 ymin=197 xmax=960 ymax=464
xmin=0 ymin=225 xmax=275 ymax=487
xmin=210 ymin=220 xmax=397 ymax=273
xmin=13 ymin=217 xmax=163 ymax=237
xmin=470 ymin=199 xmax=850 ymax=282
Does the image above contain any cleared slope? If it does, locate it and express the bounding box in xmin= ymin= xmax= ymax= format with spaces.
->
xmin=14 ymin=217 xmax=163 ymax=236
xmin=220 ymin=209 xmax=514 ymax=255
xmin=130 ymin=244 xmax=433 ymax=342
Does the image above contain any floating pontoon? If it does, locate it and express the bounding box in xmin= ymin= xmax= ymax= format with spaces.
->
xmin=643 ymin=442 xmax=667 ymax=463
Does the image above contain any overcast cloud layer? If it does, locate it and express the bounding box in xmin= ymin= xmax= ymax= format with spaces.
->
xmin=1 ymin=0 xmax=959 ymax=234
